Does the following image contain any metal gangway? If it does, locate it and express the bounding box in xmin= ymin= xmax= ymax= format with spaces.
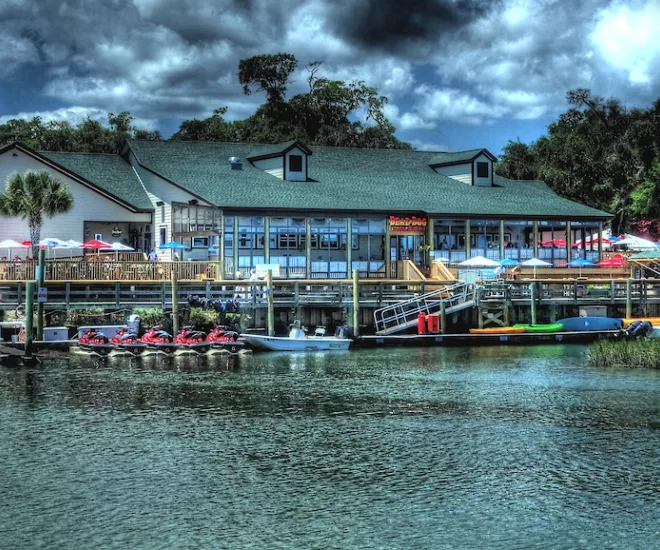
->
xmin=374 ymin=282 xmax=475 ymax=335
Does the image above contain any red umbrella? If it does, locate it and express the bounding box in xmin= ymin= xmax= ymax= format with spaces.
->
xmin=81 ymin=239 xmax=112 ymax=256
xmin=541 ymin=239 xmax=566 ymax=247
xmin=81 ymin=239 xmax=112 ymax=249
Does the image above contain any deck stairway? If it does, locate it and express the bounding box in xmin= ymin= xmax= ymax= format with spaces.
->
xmin=374 ymin=282 xmax=475 ymax=335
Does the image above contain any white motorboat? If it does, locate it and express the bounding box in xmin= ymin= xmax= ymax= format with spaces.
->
xmin=240 ymin=323 xmax=352 ymax=352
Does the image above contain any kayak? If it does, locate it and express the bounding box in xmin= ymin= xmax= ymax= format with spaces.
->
xmin=622 ymin=318 xmax=660 ymax=328
xmin=556 ymin=317 xmax=623 ymax=331
xmin=469 ymin=327 xmax=527 ymax=335
xmin=513 ymin=323 xmax=564 ymax=333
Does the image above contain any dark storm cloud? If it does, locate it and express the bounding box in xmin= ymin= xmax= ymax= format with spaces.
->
xmin=327 ymin=0 xmax=498 ymax=53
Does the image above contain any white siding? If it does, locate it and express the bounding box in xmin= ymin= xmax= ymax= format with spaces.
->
xmin=473 ymin=154 xmax=493 ymax=187
xmin=128 ymin=151 xmax=209 ymax=258
xmin=285 ymin=147 xmax=307 ymax=181
xmin=253 ymin=156 xmax=284 ymax=179
xmin=0 ymin=149 xmax=150 ymax=248
xmin=434 ymin=162 xmax=472 ymax=185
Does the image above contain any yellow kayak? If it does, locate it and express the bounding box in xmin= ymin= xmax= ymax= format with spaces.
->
xmin=469 ymin=327 xmax=527 ymax=335
xmin=622 ymin=318 xmax=660 ymax=328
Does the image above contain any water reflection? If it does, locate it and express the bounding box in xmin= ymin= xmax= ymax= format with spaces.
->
xmin=0 ymin=346 xmax=658 ymax=549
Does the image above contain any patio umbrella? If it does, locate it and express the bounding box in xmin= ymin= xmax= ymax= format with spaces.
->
xmin=101 ymin=242 xmax=134 ymax=260
xmin=159 ymin=241 xmax=189 ymax=260
xmin=567 ymin=257 xmax=596 ymax=276
xmin=614 ymin=235 xmax=658 ymax=250
xmin=458 ymin=255 xmax=500 ymax=267
xmin=81 ymin=239 xmax=112 ymax=256
xmin=499 ymin=258 xmax=519 ymax=267
xmin=521 ymin=257 xmax=552 ymax=278
xmin=0 ymin=239 xmax=29 ymax=260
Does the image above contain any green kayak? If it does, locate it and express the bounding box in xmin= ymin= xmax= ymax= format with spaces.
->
xmin=513 ymin=323 xmax=564 ymax=333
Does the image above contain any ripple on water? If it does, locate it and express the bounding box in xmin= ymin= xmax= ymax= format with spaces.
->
xmin=0 ymin=345 xmax=659 ymax=549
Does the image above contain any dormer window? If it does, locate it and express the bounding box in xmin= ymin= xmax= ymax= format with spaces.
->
xmin=476 ymin=162 xmax=489 ymax=178
xmin=289 ymin=155 xmax=303 ymax=172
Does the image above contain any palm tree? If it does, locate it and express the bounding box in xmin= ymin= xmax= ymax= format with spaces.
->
xmin=0 ymin=171 xmax=74 ymax=259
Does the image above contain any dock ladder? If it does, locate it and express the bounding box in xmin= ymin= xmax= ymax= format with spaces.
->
xmin=374 ymin=282 xmax=475 ymax=335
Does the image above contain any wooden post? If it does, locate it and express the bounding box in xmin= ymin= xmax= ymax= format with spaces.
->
xmin=305 ymin=218 xmax=312 ymax=279
xmin=503 ymin=301 xmax=509 ymax=326
xmin=346 ymin=218 xmax=352 ymax=278
xmin=384 ymin=231 xmax=391 ymax=278
xmin=465 ymin=220 xmax=471 ymax=259
xmin=267 ymin=269 xmax=274 ymax=336
xmin=171 ymin=270 xmax=179 ymax=335
xmin=565 ymin=221 xmax=572 ymax=263
xmin=24 ymin=281 xmax=35 ymax=358
xmin=440 ymin=301 xmax=447 ymax=334
xmin=530 ymin=282 xmax=537 ymax=325
xmin=263 ymin=216 xmax=270 ymax=265
xmin=233 ymin=216 xmax=239 ymax=279
xmin=533 ymin=221 xmax=539 ymax=258
xmin=218 ymin=211 xmax=225 ymax=280
xmin=626 ymin=278 xmax=632 ymax=319
xmin=499 ymin=219 xmax=505 ymax=259
xmin=352 ymin=269 xmax=360 ymax=337
xmin=549 ymin=303 xmax=557 ymax=323
xmin=597 ymin=222 xmax=603 ymax=263
xmin=294 ymin=280 xmax=300 ymax=319
xmin=36 ymin=248 xmax=45 ymax=340
xmin=427 ymin=217 xmax=434 ymax=270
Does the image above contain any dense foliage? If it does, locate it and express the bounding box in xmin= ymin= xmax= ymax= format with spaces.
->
xmin=1 ymin=53 xmax=408 ymax=151
xmin=496 ymin=89 xmax=660 ymax=235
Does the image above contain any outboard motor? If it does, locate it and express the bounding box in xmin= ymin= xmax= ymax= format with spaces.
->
xmin=127 ymin=313 xmax=141 ymax=336
xmin=334 ymin=325 xmax=352 ymax=340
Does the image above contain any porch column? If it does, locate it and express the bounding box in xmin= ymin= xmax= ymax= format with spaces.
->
xmin=427 ymin=218 xmax=434 ymax=269
xmin=346 ymin=218 xmax=352 ymax=278
xmin=305 ymin=217 xmax=311 ymax=279
xmin=464 ymin=220 xmax=471 ymax=259
xmin=233 ymin=216 xmax=239 ymax=279
xmin=498 ymin=220 xmax=505 ymax=259
xmin=533 ymin=221 xmax=539 ymax=258
xmin=565 ymin=221 xmax=572 ymax=264
xmin=264 ymin=216 xmax=270 ymax=264
xmin=218 ymin=211 xmax=225 ymax=280
xmin=598 ymin=222 xmax=604 ymax=262
xmin=385 ymin=230 xmax=391 ymax=278
xmin=581 ymin=226 xmax=586 ymax=258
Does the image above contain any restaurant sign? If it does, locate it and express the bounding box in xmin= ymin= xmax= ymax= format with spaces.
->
xmin=388 ymin=216 xmax=427 ymax=235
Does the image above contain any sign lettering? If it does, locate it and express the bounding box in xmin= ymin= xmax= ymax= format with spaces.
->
xmin=388 ymin=216 xmax=428 ymax=235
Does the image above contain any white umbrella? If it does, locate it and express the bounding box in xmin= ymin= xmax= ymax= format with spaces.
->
xmin=615 ymin=235 xmax=658 ymax=250
xmin=101 ymin=242 xmax=134 ymax=251
xmin=522 ymin=257 xmax=553 ymax=278
xmin=458 ymin=255 xmax=500 ymax=267
xmin=0 ymin=239 xmax=29 ymax=261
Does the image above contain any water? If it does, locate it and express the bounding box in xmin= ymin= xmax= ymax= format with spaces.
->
xmin=0 ymin=346 xmax=658 ymax=549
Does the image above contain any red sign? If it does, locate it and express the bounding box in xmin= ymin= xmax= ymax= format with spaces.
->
xmin=388 ymin=216 xmax=427 ymax=235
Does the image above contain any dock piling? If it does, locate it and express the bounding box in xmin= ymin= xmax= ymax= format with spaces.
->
xmin=530 ymin=282 xmax=537 ymax=325
xmin=440 ymin=301 xmax=446 ymax=334
xmin=171 ymin=270 xmax=179 ymax=335
xmin=24 ymin=281 xmax=35 ymax=358
xmin=352 ymin=270 xmax=360 ymax=337
xmin=267 ymin=269 xmax=274 ymax=337
xmin=626 ymin=278 xmax=632 ymax=319
xmin=36 ymin=248 xmax=45 ymax=340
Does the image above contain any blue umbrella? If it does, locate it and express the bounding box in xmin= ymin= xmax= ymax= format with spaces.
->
xmin=499 ymin=258 xmax=519 ymax=266
xmin=567 ymin=257 xmax=596 ymax=276
xmin=159 ymin=241 xmax=188 ymax=249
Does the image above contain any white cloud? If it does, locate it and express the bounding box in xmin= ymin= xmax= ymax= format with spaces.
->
xmin=591 ymin=1 xmax=660 ymax=85
xmin=409 ymin=138 xmax=449 ymax=152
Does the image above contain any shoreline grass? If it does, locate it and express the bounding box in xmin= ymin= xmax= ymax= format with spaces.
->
xmin=589 ymin=339 xmax=660 ymax=369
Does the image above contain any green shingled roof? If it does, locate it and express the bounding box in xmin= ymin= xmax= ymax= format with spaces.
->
xmin=127 ymin=140 xmax=611 ymax=219
xmin=40 ymin=151 xmax=152 ymax=211
xmin=428 ymin=149 xmax=491 ymax=166
xmin=630 ymin=250 xmax=660 ymax=260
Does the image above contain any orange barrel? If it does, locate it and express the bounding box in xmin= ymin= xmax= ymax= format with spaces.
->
xmin=427 ymin=313 xmax=440 ymax=333
xmin=417 ymin=312 xmax=427 ymax=335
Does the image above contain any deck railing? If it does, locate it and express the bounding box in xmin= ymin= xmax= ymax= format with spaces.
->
xmin=0 ymin=278 xmax=655 ymax=312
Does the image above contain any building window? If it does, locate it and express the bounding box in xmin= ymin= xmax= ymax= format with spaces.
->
xmin=289 ymin=155 xmax=303 ymax=172
xmin=476 ymin=162 xmax=489 ymax=178
xmin=192 ymin=237 xmax=209 ymax=248
xmin=159 ymin=226 xmax=167 ymax=245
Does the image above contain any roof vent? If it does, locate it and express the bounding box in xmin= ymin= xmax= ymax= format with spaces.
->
xmin=228 ymin=156 xmax=242 ymax=170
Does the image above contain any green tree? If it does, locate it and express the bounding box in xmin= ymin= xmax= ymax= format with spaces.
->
xmin=0 ymin=171 xmax=74 ymax=258
xmin=238 ymin=53 xmax=298 ymax=105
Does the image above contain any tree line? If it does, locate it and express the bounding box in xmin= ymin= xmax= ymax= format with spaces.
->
xmin=0 ymin=53 xmax=409 ymax=152
xmin=495 ymin=89 xmax=660 ymax=236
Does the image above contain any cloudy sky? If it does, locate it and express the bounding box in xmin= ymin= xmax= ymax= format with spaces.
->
xmin=1 ymin=0 xmax=659 ymax=154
